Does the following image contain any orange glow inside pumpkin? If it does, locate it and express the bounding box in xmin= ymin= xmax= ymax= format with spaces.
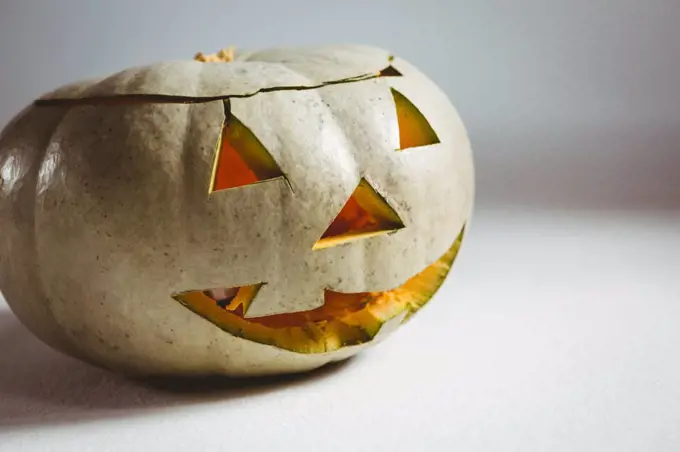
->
xmin=212 ymin=127 xmax=261 ymax=190
xmin=320 ymin=195 xmax=377 ymax=240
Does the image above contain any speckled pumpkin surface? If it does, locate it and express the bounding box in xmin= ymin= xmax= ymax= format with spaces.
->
xmin=0 ymin=45 xmax=474 ymax=377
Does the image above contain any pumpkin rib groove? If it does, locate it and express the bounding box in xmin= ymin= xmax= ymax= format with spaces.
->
xmin=25 ymin=107 xmax=91 ymax=359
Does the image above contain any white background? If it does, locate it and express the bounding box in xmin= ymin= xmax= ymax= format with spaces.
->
xmin=1 ymin=1 xmax=679 ymax=450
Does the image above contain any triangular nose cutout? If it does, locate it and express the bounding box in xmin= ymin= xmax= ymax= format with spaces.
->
xmin=313 ymin=178 xmax=405 ymax=250
xmin=391 ymin=88 xmax=440 ymax=151
xmin=211 ymin=116 xmax=284 ymax=192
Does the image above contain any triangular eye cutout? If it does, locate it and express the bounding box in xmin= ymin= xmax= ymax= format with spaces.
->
xmin=210 ymin=116 xmax=284 ymax=192
xmin=313 ymin=178 xmax=405 ymax=250
xmin=391 ymin=88 xmax=440 ymax=151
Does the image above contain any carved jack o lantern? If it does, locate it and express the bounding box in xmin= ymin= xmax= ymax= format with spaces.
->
xmin=0 ymin=45 xmax=474 ymax=377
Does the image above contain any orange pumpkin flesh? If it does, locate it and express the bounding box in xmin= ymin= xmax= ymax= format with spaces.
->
xmin=321 ymin=195 xmax=379 ymax=240
xmin=212 ymin=130 xmax=260 ymax=190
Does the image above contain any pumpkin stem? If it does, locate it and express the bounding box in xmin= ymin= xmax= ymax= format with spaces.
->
xmin=194 ymin=47 xmax=236 ymax=63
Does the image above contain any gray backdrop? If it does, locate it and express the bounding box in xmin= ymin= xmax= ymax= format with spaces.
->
xmin=2 ymin=0 xmax=678 ymax=211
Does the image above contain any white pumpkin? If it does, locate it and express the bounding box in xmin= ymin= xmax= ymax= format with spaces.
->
xmin=0 ymin=45 xmax=474 ymax=377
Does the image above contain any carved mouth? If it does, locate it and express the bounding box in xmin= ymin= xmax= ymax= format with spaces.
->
xmin=173 ymin=228 xmax=464 ymax=354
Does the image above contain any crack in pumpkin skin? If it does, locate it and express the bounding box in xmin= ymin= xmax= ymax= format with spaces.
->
xmin=173 ymin=229 xmax=464 ymax=354
xmin=34 ymin=53 xmax=403 ymax=107
xmin=34 ymin=70 xmax=399 ymax=107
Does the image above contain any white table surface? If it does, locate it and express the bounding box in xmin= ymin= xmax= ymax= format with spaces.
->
xmin=1 ymin=207 xmax=678 ymax=452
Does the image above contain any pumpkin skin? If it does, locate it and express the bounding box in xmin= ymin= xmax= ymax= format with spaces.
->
xmin=0 ymin=45 xmax=474 ymax=377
